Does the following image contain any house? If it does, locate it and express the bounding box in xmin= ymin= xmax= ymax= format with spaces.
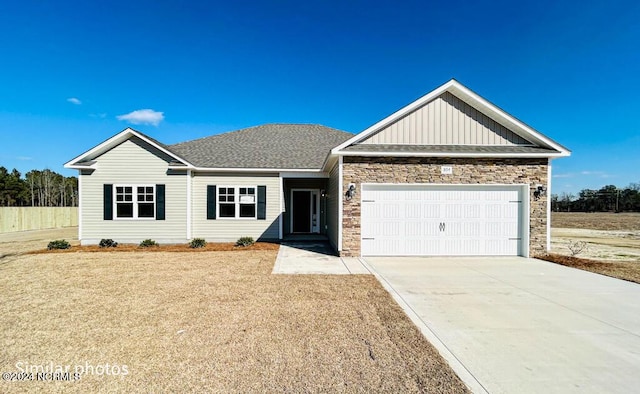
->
xmin=64 ymin=80 xmax=570 ymax=257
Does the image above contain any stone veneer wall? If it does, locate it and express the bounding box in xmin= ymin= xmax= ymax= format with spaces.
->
xmin=341 ymin=156 xmax=549 ymax=257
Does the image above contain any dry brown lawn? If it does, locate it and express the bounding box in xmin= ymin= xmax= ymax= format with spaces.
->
xmin=0 ymin=250 xmax=468 ymax=393
xmin=0 ymin=227 xmax=79 ymax=257
xmin=552 ymin=212 xmax=640 ymax=231
xmin=548 ymin=212 xmax=640 ymax=282
xmin=537 ymin=254 xmax=640 ymax=284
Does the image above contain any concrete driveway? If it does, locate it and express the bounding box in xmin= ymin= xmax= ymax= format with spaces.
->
xmin=363 ymin=257 xmax=640 ymax=394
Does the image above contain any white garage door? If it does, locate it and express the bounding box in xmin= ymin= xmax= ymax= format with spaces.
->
xmin=361 ymin=185 xmax=524 ymax=256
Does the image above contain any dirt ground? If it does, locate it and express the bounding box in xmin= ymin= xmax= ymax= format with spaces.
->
xmin=0 ymin=230 xmax=468 ymax=393
xmin=551 ymin=213 xmax=640 ymax=263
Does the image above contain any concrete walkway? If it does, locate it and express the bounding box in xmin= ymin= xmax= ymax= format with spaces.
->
xmin=363 ymin=257 xmax=640 ymax=394
xmin=272 ymin=242 xmax=369 ymax=274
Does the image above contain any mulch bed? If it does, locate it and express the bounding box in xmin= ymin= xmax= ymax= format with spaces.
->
xmin=537 ymin=253 xmax=640 ymax=284
xmin=29 ymin=242 xmax=280 ymax=254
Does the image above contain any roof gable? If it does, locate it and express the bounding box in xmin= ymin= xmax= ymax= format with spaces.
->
xmin=359 ymin=91 xmax=533 ymax=146
xmin=333 ymin=80 xmax=570 ymax=158
xmin=64 ymin=128 xmax=193 ymax=170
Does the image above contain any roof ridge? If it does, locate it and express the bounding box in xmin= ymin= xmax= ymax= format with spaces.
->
xmin=169 ymin=123 xmax=351 ymax=147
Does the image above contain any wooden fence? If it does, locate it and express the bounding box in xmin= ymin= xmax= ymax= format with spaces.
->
xmin=0 ymin=207 xmax=78 ymax=233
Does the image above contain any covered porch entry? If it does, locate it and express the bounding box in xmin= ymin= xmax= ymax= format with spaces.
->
xmin=283 ymin=178 xmax=327 ymax=238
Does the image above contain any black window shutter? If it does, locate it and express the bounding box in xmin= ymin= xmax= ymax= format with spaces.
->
xmin=207 ymin=185 xmax=216 ymax=220
xmin=156 ymin=184 xmax=165 ymax=220
xmin=103 ymin=184 xmax=113 ymax=220
xmin=257 ymin=185 xmax=266 ymax=220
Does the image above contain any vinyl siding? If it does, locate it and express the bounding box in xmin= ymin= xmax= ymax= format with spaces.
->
xmin=191 ymin=173 xmax=281 ymax=241
xmin=80 ymin=137 xmax=188 ymax=244
xmin=326 ymin=162 xmax=339 ymax=250
xmin=361 ymin=92 xmax=531 ymax=146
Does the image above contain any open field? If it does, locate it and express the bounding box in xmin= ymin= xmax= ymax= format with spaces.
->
xmin=549 ymin=212 xmax=640 ymax=283
xmin=552 ymin=212 xmax=640 ymax=231
xmin=551 ymin=212 xmax=640 ymax=263
xmin=0 ymin=239 xmax=467 ymax=392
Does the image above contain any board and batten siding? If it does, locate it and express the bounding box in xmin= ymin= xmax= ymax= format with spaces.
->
xmin=80 ymin=137 xmax=188 ymax=244
xmin=191 ymin=173 xmax=281 ymax=241
xmin=325 ymin=162 xmax=339 ymax=250
xmin=360 ymin=92 xmax=531 ymax=146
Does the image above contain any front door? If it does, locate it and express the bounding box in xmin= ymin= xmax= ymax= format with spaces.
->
xmin=291 ymin=190 xmax=320 ymax=233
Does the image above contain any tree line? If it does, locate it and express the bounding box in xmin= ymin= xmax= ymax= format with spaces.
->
xmin=552 ymin=183 xmax=640 ymax=212
xmin=0 ymin=166 xmax=78 ymax=207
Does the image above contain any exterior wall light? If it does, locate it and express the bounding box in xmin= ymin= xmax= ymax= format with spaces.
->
xmin=533 ymin=184 xmax=546 ymax=200
xmin=345 ymin=183 xmax=357 ymax=200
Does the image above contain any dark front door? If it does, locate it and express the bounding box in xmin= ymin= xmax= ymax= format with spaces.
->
xmin=292 ymin=190 xmax=311 ymax=233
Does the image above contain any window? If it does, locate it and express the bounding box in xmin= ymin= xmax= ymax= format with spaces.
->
xmin=218 ymin=187 xmax=235 ymax=218
xmin=218 ymin=186 xmax=256 ymax=219
xmin=114 ymin=185 xmax=155 ymax=219
xmin=137 ymin=186 xmax=155 ymax=218
xmin=239 ymin=187 xmax=256 ymax=218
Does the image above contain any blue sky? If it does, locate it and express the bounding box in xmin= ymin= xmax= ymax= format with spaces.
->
xmin=0 ymin=0 xmax=638 ymax=195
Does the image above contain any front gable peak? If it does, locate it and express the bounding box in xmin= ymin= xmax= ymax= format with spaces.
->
xmin=64 ymin=127 xmax=193 ymax=170
xmin=332 ymin=79 xmax=570 ymax=158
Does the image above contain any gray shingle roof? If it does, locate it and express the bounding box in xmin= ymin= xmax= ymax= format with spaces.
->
xmin=342 ymin=144 xmax=561 ymax=155
xmin=169 ymin=124 xmax=353 ymax=169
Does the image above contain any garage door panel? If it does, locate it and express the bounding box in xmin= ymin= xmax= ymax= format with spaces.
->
xmin=422 ymin=204 xmax=441 ymax=218
xmin=382 ymin=203 xmax=401 ymax=219
xmin=421 ymin=221 xmax=439 ymax=237
xmin=460 ymin=222 xmax=482 ymax=237
xmin=361 ymin=185 xmax=523 ymax=256
xmin=442 ymin=238 xmax=482 ymax=255
xmin=405 ymin=203 xmax=422 ymax=219
xmin=405 ymin=221 xmax=422 ymax=237
xmin=382 ymin=222 xmax=401 ymax=237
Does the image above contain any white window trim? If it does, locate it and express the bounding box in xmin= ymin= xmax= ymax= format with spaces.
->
xmin=217 ymin=185 xmax=258 ymax=220
xmin=113 ymin=184 xmax=156 ymax=220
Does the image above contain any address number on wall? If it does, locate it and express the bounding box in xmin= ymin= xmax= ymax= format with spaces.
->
xmin=441 ymin=166 xmax=453 ymax=175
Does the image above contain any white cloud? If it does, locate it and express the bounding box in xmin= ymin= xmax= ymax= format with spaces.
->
xmin=117 ymin=109 xmax=165 ymax=126
xmin=553 ymin=173 xmax=574 ymax=178
xmin=16 ymin=156 xmax=32 ymax=161
xmin=580 ymin=170 xmax=615 ymax=178
xmin=67 ymin=97 xmax=82 ymax=105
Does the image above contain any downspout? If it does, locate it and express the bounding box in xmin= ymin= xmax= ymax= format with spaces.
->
xmin=547 ymin=160 xmax=552 ymax=252
xmin=279 ymin=176 xmax=284 ymax=239
xmin=78 ymin=171 xmax=82 ymax=242
xmin=338 ymin=156 xmax=343 ymax=252
xmin=186 ymin=170 xmax=192 ymax=240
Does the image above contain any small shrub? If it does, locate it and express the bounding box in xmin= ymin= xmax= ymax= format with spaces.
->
xmin=568 ymin=240 xmax=588 ymax=256
xmin=190 ymin=238 xmax=206 ymax=248
xmin=48 ymin=239 xmax=71 ymax=250
xmin=235 ymin=236 xmax=255 ymax=247
xmin=99 ymin=239 xmax=118 ymax=248
xmin=139 ymin=239 xmax=158 ymax=248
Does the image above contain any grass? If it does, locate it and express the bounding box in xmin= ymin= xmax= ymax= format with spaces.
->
xmin=548 ymin=212 xmax=640 ymax=281
xmin=537 ymin=253 xmax=640 ymax=284
xmin=552 ymin=212 xmax=640 ymax=231
xmin=0 ymin=250 xmax=468 ymax=393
